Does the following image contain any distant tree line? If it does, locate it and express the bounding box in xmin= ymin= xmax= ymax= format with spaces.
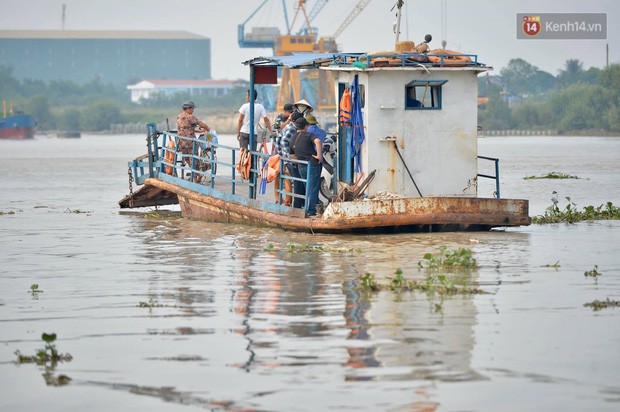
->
xmin=2 ymin=59 xmax=619 ymax=134
xmin=478 ymin=59 xmax=620 ymax=134
xmin=0 ymin=65 xmax=247 ymax=132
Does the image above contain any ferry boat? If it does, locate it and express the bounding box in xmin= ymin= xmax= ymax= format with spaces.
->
xmin=118 ymin=45 xmax=530 ymax=233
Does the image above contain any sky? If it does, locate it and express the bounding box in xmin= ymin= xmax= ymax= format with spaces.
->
xmin=0 ymin=0 xmax=618 ymax=80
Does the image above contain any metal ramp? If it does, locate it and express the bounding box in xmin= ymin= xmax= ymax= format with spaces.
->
xmin=118 ymin=184 xmax=178 ymax=209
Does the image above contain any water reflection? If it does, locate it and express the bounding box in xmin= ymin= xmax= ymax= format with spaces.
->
xmin=129 ymin=215 xmax=497 ymax=386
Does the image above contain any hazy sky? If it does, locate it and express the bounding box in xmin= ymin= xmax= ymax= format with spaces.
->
xmin=0 ymin=0 xmax=618 ymax=80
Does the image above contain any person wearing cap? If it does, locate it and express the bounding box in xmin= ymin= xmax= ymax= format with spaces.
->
xmin=237 ymin=89 xmax=273 ymax=151
xmin=305 ymin=114 xmax=327 ymax=144
xmin=289 ymin=116 xmax=322 ymax=215
xmin=272 ymin=103 xmax=295 ymax=141
xmin=274 ymin=111 xmax=304 ymax=206
xmin=177 ymin=101 xmax=211 ymax=172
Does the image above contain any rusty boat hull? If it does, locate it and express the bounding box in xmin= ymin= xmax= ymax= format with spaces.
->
xmin=144 ymin=178 xmax=530 ymax=233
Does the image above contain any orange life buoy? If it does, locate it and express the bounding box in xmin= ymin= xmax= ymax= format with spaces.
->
xmin=427 ymin=49 xmax=472 ymax=66
xmin=370 ymin=57 xmax=403 ymax=67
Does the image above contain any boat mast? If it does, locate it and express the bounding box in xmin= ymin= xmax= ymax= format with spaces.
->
xmin=394 ymin=0 xmax=404 ymax=43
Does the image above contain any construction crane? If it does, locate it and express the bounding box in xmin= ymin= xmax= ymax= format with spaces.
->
xmin=238 ymin=0 xmax=281 ymax=49
xmin=297 ymin=0 xmax=329 ymax=35
xmin=239 ymin=0 xmax=372 ymax=111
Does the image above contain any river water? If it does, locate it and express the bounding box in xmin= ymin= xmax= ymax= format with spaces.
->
xmin=1 ymin=134 xmax=619 ymax=411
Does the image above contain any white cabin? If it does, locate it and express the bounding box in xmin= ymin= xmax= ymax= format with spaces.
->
xmin=327 ymin=65 xmax=490 ymax=198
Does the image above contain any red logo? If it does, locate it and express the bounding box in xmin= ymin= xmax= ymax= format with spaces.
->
xmin=522 ymin=15 xmax=541 ymax=36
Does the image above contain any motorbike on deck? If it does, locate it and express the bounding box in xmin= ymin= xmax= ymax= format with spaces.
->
xmin=319 ymin=135 xmax=337 ymax=202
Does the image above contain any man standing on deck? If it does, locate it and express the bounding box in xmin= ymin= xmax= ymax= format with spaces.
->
xmin=274 ymin=111 xmax=304 ymax=206
xmin=289 ymin=116 xmax=322 ymax=216
xmin=177 ymin=101 xmax=211 ymax=182
xmin=237 ymin=89 xmax=274 ymax=152
xmin=272 ymin=103 xmax=295 ymax=151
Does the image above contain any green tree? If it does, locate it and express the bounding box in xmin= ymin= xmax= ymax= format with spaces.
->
xmin=0 ymin=65 xmax=20 ymax=99
xmin=59 ymin=108 xmax=81 ymax=131
xmin=500 ymin=58 xmax=555 ymax=96
xmin=81 ymin=100 xmax=123 ymax=131
xmin=557 ymin=59 xmax=584 ymax=87
xmin=603 ymin=105 xmax=620 ymax=132
xmin=512 ymin=102 xmax=542 ymax=129
xmin=24 ymin=94 xmax=55 ymax=129
xmin=478 ymin=84 xmax=514 ymax=130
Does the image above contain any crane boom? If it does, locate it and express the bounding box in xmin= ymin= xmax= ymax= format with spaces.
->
xmin=297 ymin=0 xmax=329 ymax=35
xmin=331 ymin=0 xmax=372 ymax=39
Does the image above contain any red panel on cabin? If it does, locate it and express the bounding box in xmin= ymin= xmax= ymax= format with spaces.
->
xmin=254 ymin=66 xmax=277 ymax=84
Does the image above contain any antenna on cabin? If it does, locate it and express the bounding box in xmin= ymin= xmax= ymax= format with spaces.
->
xmin=393 ymin=0 xmax=404 ymax=44
xmin=62 ymin=4 xmax=66 ymax=30
xmin=441 ymin=0 xmax=447 ymax=48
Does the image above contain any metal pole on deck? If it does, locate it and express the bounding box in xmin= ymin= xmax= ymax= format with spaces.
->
xmin=249 ymin=66 xmax=256 ymax=199
xmin=394 ymin=0 xmax=404 ymax=43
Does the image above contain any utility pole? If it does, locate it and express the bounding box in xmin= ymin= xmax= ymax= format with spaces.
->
xmin=606 ymin=43 xmax=609 ymax=68
xmin=61 ymin=4 xmax=66 ymax=30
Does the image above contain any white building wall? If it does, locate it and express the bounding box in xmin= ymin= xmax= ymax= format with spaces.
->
xmin=333 ymin=67 xmax=484 ymax=198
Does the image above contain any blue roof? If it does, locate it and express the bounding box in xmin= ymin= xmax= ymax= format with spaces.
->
xmin=243 ymin=53 xmax=359 ymax=68
xmin=243 ymin=52 xmax=486 ymax=70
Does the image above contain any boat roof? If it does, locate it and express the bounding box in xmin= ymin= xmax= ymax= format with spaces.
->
xmin=243 ymin=52 xmax=491 ymax=72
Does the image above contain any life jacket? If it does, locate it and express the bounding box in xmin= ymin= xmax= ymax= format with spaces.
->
xmin=266 ymin=154 xmax=281 ymax=183
xmin=339 ymin=88 xmax=351 ymax=126
xmin=236 ymin=148 xmax=251 ymax=180
xmin=164 ymin=138 xmax=176 ymax=175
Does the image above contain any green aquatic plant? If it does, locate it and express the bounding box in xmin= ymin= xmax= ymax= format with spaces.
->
xmin=524 ymin=172 xmax=581 ymax=180
xmin=138 ymin=297 xmax=164 ymax=308
xmin=532 ymin=192 xmax=620 ymax=224
xmin=30 ymin=284 xmax=43 ymax=295
xmin=0 ymin=210 xmax=16 ymax=215
xmin=263 ymin=243 xmax=276 ymax=252
xmin=388 ymin=268 xmax=406 ymax=291
xmin=144 ymin=211 xmax=160 ymax=218
xmin=64 ymin=208 xmax=92 ymax=214
xmin=584 ymin=265 xmax=602 ymax=279
xmin=542 ymin=261 xmax=561 ymax=268
xmin=357 ymin=269 xmax=486 ymax=296
xmin=418 ymin=246 xmax=477 ymax=270
xmin=584 ymin=298 xmax=620 ymax=311
xmin=15 ymin=333 xmax=73 ymax=364
xmin=359 ymin=272 xmax=378 ymax=291
xmin=287 ymin=243 xmax=361 ymax=254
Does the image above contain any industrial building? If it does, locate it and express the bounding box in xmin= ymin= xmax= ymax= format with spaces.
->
xmin=0 ymin=30 xmax=211 ymax=85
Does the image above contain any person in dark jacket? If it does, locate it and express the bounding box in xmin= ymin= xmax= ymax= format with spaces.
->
xmin=289 ymin=117 xmax=322 ymax=215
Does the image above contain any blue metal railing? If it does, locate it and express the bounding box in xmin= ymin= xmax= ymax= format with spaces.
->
xmin=131 ymin=124 xmax=310 ymax=214
xmin=477 ymin=156 xmax=501 ymax=199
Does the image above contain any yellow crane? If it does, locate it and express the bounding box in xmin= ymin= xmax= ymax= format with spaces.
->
xmin=239 ymin=0 xmax=372 ymax=111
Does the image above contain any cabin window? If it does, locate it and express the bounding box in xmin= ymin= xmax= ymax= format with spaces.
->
xmin=405 ymin=80 xmax=447 ymax=110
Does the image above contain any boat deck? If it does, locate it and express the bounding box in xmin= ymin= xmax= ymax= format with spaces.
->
xmin=118 ymin=127 xmax=531 ymax=233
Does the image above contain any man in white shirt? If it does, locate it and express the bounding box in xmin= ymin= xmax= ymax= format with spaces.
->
xmin=237 ymin=89 xmax=274 ymax=151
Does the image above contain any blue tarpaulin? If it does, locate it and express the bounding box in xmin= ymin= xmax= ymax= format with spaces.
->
xmin=243 ymin=53 xmax=340 ymax=68
xmin=350 ymin=74 xmax=365 ymax=173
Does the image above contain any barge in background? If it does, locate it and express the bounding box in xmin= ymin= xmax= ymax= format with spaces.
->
xmin=0 ymin=110 xmax=36 ymax=140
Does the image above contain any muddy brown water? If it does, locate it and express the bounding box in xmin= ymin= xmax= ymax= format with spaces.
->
xmin=1 ymin=134 xmax=619 ymax=411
